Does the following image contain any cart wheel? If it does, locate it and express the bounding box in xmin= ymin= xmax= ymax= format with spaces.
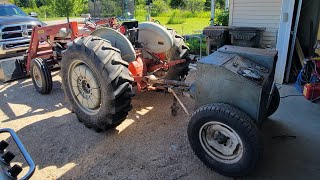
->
xmin=188 ymin=103 xmax=263 ymax=177
xmin=30 ymin=58 xmax=52 ymax=94
xmin=267 ymin=87 xmax=280 ymax=117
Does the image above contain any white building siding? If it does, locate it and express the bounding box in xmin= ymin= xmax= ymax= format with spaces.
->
xmin=229 ymin=0 xmax=282 ymax=48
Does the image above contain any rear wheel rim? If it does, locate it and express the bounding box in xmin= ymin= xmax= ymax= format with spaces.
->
xmin=33 ymin=66 xmax=42 ymax=88
xmin=68 ymin=60 xmax=101 ymax=115
xmin=199 ymin=121 xmax=244 ymax=164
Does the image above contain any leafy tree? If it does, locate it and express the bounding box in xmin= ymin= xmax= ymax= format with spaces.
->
xmin=204 ymin=0 xmax=227 ymax=11
xmin=51 ymin=0 xmax=75 ymax=20
xmin=185 ymin=0 xmax=206 ymax=13
xmin=150 ymin=0 xmax=169 ymax=16
xmin=135 ymin=0 xmax=145 ymax=5
xmin=35 ymin=0 xmax=48 ymax=7
xmin=204 ymin=0 xmax=211 ymax=11
xmin=169 ymin=0 xmax=185 ymax=9
xmin=100 ymin=0 xmax=122 ymax=17
xmin=216 ymin=9 xmax=229 ymax=25
xmin=73 ymin=0 xmax=89 ymax=16
xmin=29 ymin=0 xmax=36 ymax=8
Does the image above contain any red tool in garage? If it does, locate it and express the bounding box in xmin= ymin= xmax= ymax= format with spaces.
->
xmin=304 ymin=83 xmax=320 ymax=100
xmin=303 ymin=58 xmax=320 ymax=101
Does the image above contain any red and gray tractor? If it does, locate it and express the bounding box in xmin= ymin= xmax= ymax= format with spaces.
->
xmin=5 ymin=16 xmax=280 ymax=177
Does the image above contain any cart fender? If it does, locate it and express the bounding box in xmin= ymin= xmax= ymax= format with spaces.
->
xmin=138 ymin=22 xmax=174 ymax=53
xmin=91 ymin=28 xmax=136 ymax=63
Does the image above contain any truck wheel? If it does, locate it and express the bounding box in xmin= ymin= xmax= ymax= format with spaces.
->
xmin=267 ymin=87 xmax=280 ymax=117
xmin=30 ymin=58 xmax=52 ymax=94
xmin=165 ymin=28 xmax=191 ymax=80
xmin=61 ymin=36 xmax=134 ymax=132
xmin=188 ymin=103 xmax=263 ymax=177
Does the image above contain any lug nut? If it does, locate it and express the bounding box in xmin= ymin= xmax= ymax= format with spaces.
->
xmin=1 ymin=151 xmax=15 ymax=165
xmin=0 ymin=140 xmax=9 ymax=153
xmin=8 ymin=164 xmax=23 ymax=179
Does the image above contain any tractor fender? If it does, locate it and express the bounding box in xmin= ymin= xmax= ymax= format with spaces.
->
xmin=91 ymin=28 xmax=136 ymax=63
xmin=138 ymin=22 xmax=174 ymax=53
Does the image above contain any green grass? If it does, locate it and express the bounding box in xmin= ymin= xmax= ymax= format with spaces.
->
xmin=39 ymin=17 xmax=78 ymax=21
xmin=41 ymin=16 xmax=210 ymax=35
xmin=136 ymin=16 xmax=210 ymax=35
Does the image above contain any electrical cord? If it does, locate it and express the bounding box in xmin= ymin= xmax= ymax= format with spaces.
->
xmin=280 ymin=95 xmax=304 ymax=98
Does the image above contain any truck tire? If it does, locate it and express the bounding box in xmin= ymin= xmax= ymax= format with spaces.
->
xmin=188 ymin=103 xmax=263 ymax=177
xmin=30 ymin=58 xmax=52 ymax=94
xmin=165 ymin=28 xmax=191 ymax=80
xmin=61 ymin=36 xmax=134 ymax=132
xmin=267 ymin=87 xmax=280 ymax=117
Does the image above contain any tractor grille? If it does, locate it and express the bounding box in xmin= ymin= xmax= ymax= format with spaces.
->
xmin=1 ymin=24 xmax=35 ymax=40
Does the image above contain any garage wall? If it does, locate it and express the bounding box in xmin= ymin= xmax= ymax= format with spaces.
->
xmin=229 ymin=0 xmax=282 ymax=48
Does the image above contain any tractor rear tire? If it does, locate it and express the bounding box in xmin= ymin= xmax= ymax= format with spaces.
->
xmin=188 ymin=103 xmax=263 ymax=177
xmin=61 ymin=36 xmax=134 ymax=132
xmin=30 ymin=58 xmax=52 ymax=95
xmin=267 ymin=87 xmax=280 ymax=117
xmin=165 ymin=28 xmax=191 ymax=80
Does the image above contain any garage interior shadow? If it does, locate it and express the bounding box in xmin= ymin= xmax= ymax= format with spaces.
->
xmin=1 ymin=75 xmax=320 ymax=179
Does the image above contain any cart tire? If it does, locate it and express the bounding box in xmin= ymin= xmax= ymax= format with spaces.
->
xmin=188 ymin=103 xmax=263 ymax=177
xmin=267 ymin=87 xmax=280 ymax=117
xmin=61 ymin=36 xmax=134 ymax=132
xmin=30 ymin=58 xmax=52 ymax=94
xmin=165 ymin=28 xmax=191 ymax=80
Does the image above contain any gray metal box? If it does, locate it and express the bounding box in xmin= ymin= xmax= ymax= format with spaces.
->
xmin=193 ymin=45 xmax=277 ymax=124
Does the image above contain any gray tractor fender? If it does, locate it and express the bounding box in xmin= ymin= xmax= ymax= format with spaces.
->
xmin=138 ymin=22 xmax=174 ymax=53
xmin=91 ymin=28 xmax=136 ymax=63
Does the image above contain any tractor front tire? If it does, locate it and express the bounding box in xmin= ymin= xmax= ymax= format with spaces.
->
xmin=30 ymin=58 xmax=52 ymax=94
xmin=61 ymin=36 xmax=134 ymax=132
xmin=188 ymin=103 xmax=263 ymax=177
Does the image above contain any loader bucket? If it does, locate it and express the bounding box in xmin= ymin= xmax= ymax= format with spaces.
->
xmin=0 ymin=56 xmax=27 ymax=82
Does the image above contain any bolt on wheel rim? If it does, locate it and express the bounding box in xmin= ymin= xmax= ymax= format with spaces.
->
xmin=199 ymin=121 xmax=244 ymax=164
xmin=68 ymin=61 xmax=101 ymax=115
xmin=33 ymin=66 xmax=42 ymax=88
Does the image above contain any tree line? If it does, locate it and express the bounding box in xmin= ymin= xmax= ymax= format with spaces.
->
xmin=9 ymin=0 xmax=227 ymax=18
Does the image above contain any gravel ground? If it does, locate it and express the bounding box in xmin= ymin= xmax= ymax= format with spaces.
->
xmin=0 ymin=71 xmax=229 ymax=180
xmin=2 ymin=69 xmax=320 ymax=179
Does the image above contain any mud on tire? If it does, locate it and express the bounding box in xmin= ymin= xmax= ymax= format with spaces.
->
xmin=61 ymin=36 xmax=134 ymax=132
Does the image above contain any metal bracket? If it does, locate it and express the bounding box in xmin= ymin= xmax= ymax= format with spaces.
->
xmin=0 ymin=128 xmax=35 ymax=180
xmin=168 ymin=87 xmax=190 ymax=117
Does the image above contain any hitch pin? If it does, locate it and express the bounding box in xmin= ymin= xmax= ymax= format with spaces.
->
xmin=168 ymin=88 xmax=190 ymax=116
